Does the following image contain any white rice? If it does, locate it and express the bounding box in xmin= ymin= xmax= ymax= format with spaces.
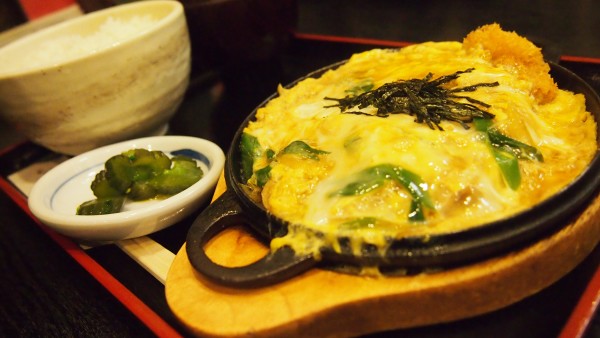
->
xmin=0 ymin=15 xmax=158 ymax=74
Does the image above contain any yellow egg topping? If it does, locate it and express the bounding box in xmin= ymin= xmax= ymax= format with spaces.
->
xmin=240 ymin=24 xmax=597 ymax=259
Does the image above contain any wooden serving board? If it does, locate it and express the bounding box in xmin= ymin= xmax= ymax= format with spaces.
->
xmin=165 ymin=174 xmax=600 ymax=338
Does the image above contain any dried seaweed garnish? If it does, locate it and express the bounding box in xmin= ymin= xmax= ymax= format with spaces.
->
xmin=324 ymin=68 xmax=499 ymax=130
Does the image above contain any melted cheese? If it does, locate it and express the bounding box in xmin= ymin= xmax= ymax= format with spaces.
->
xmin=243 ymin=39 xmax=596 ymax=259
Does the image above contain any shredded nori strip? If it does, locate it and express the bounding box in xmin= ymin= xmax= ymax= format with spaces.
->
xmin=324 ymin=68 xmax=499 ymax=130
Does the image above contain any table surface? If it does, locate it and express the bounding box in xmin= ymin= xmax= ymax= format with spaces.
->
xmin=1 ymin=1 xmax=600 ymax=337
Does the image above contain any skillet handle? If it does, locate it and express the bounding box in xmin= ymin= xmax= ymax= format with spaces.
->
xmin=185 ymin=190 xmax=317 ymax=288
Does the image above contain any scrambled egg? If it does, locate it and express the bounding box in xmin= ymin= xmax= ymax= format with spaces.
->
xmin=241 ymin=24 xmax=597 ymax=258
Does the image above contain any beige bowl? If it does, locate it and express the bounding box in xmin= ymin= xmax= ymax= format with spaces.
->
xmin=0 ymin=0 xmax=191 ymax=155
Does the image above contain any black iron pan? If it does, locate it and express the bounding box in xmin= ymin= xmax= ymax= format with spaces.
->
xmin=186 ymin=61 xmax=600 ymax=288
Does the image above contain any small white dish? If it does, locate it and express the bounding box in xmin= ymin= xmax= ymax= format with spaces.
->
xmin=28 ymin=136 xmax=225 ymax=242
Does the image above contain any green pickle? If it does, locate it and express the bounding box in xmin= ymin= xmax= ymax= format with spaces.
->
xmin=152 ymin=156 xmax=204 ymax=195
xmin=104 ymin=154 xmax=135 ymax=194
xmin=76 ymin=149 xmax=204 ymax=215
xmin=90 ymin=170 xmax=122 ymax=198
xmin=77 ymin=197 xmax=125 ymax=215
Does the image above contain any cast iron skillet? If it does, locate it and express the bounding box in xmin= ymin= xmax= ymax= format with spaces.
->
xmin=186 ymin=61 xmax=600 ymax=288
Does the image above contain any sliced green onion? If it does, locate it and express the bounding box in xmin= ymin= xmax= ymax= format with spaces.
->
xmin=473 ymin=117 xmax=494 ymax=132
xmin=474 ymin=118 xmax=542 ymax=190
xmin=487 ymin=130 xmax=544 ymax=161
xmin=408 ymin=200 xmax=426 ymax=222
xmin=492 ymin=148 xmax=521 ymax=190
xmin=344 ymin=79 xmax=374 ymax=96
xmin=329 ymin=164 xmax=433 ymax=222
xmin=281 ymin=140 xmax=329 ymax=160
xmin=339 ymin=217 xmax=377 ymax=230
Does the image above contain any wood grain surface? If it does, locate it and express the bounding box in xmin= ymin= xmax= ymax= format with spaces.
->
xmin=165 ymin=176 xmax=600 ymax=338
